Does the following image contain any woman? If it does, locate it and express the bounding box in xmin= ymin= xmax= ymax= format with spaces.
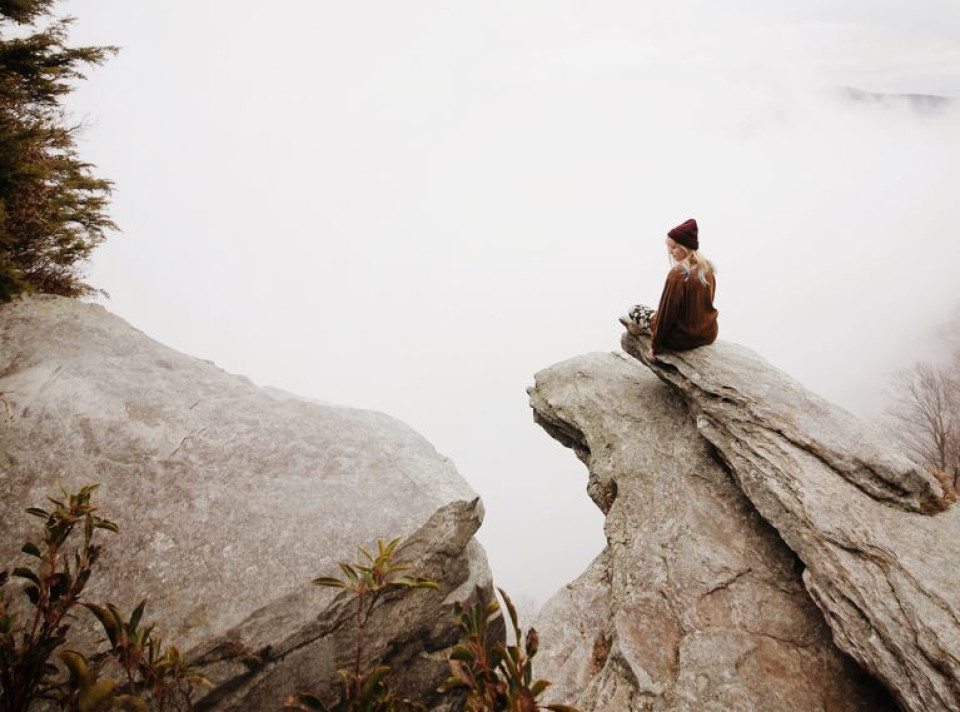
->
xmin=620 ymin=218 xmax=718 ymax=360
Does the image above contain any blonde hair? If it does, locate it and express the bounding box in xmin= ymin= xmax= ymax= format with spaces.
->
xmin=668 ymin=243 xmax=715 ymax=286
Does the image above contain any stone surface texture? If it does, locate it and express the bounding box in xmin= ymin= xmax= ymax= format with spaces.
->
xmin=528 ymin=352 xmax=894 ymax=712
xmin=0 ymin=295 xmax=494 ymax=710
xmin=623 ymin=333 xmax=960 ymax=712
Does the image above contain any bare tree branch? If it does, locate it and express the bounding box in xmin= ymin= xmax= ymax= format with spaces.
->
xmin=885 ymin=358 xmax=960 ymax=489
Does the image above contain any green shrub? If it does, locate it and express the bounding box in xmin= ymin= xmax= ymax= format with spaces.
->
xmin=284 ymin=538 xmax=438 ymax=712
xmin=2 ymin=487 xmax=581 ymax=712
xmin=284 ymin=543 xmax=582 ymax=712
xmin=0 ymin=485 xmax=208 ymax=712
xmin=82 ymin=601 xmax=210 ymax=711
xmin=0 ymin=484 xmax=118 ymax=712
xmin=442 ymin=590 xmax=579 ymax=712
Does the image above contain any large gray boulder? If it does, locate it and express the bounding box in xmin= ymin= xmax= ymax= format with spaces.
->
xmin=528 ymin=352 xmax=894 ymax=711
xmin=0 ymin=295 xmax=494 ymax=710
xmin=622 ymin=333 xmax=960 ymax=712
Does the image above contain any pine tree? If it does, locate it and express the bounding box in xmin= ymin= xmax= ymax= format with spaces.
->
xmin=0 ymin=0 xmax=117 ymax=302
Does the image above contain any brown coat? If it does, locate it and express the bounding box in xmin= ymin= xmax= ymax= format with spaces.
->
xmin=650 ymin=266 xmax=718 ymax=353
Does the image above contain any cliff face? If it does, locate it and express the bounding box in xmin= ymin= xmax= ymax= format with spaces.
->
xmin=619 ymin=333 xmax=960 ymax=712
xmin=528 ymin=352 xmax=895 ymax=711
xmin=0 ymin=295 xmax=494 ymax=711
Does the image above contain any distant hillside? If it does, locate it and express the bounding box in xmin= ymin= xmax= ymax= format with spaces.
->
xmin=838 ymin=86 xmax=957 ymax=113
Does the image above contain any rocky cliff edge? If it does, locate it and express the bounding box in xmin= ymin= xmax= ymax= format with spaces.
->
xmin=0 ymin=295 xmax=495 ymax=711
xmin=530 ymin=333 xmax=960 ymax=712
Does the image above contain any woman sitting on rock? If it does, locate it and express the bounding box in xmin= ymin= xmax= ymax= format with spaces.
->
xmin=620 ymin=218 xmax=718 ymax=361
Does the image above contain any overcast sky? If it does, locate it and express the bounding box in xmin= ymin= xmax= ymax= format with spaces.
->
xmin=61 ymin=0 xmax=960 ymax=607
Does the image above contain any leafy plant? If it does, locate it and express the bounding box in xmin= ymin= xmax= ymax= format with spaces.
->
xmin=283 ymin=538 xmax=438 ymax=712
xmin=57 ymin=649 xmax=143 ymax=712
xmin=0 ymin=485 xmax=208 ymax=712
xmin=442 ymin=589 xmax=580 ymax=712
xmin=83 ymin=600 xmax=210 ymax=711
xmin=0 ymin=484 xmax=118 ymax=712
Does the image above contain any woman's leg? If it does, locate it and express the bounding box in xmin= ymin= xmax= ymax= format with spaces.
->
xmin=620 ymin=304 xmax=655 ymax=335
xmin=629 ymin=304 xmax=655 ymax=330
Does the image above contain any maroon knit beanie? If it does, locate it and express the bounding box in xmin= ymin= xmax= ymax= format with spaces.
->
xmin=668 ymin=218 xmax=699 ymax=251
